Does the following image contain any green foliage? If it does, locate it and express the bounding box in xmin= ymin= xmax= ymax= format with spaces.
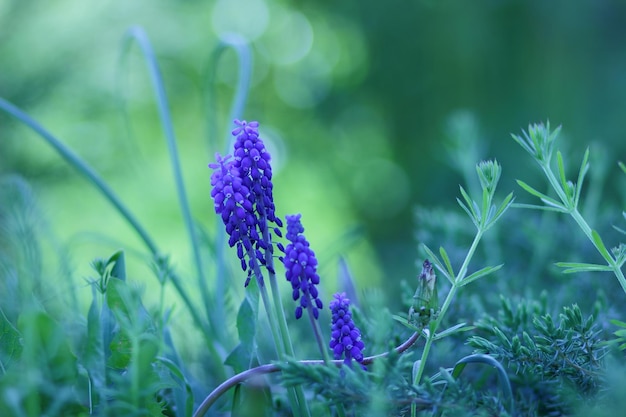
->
xmin=3 ymin=11 xmax=626 ymax=416
xmin=468 ymin=297 xmax=607 ymax=416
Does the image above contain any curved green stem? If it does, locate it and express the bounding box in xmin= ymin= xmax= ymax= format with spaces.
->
xmin=120 ymin=26 xmax=211 ymax=325
xmin=192 ymin=332 xmax=420 ymax=417
xmin=205 ymin=34 xmax=252 ymax=154
xmin=0 ymin=97 xmax=158 ymax=254
xmin=205 ymin=36 xmax=252 ymax=342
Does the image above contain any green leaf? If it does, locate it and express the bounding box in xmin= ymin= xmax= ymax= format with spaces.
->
xmin=106 ymin=277 xmax=131 ymax=320
xmin=439 ymin=246 xmax=455 ymax=279
xmin=237 ymin=297 xmax=256 ymax=350
xmin=451 ymin=354 xmax=514 ymax=415
xmin=591 ymin=230 xmax=613 ymax=263
xmin=619 ymin=161 xmax=626 ymax=175
xmin=556 ymin=151 xmax=568 ymax=191
xmin=392 ymin=314 xmax=421 ymax=333
xmin=574 ymin=148 xmax=590 ymax=206
xmin=510 ymin=202 xmax=566 ymax=212
xmin=434 ymin=322 xmax=474 ymax=340
xmin=109 ymin=250 xmax=126 ymax=281
xmin=0 ymin=309 xmax=22 ymax=371
xmin=422 ymin=245 xmax=453 ymax=284
xmin=224 ymin=343 xmax=253 ymax=374
xmin=610 ymin=319 xmax=626 ymax=328
xmin=555 ymin=262 xmax=613 ymax=273
xmin=18 ymin=311 xmax=78 ymax=384
xmin=458 ymin=264 xmax=503 ymax=287
xmin=490 ymin=192 xmax=515 ymax=225
xmin=158 ymin=356 xmax=194 ymax=417
xmin=516 ymin=180 xmax=566 ymax=210
xmin=108 ymin=331 xmax=132 ymax=369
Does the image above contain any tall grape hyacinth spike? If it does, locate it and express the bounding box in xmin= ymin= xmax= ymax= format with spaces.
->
xmin=280 ymin=214 xmax=323 ymax=319
xmin=209 ymin=120 xmax=283 ymax=286
xmin=329 ymin=292 xmax=365 ymax=367
xmin=232 ymin=119 xmax=283 ymax=241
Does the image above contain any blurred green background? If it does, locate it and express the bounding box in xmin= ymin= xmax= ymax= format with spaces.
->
xmin=2 ymin=0 xmax=626 ymax=311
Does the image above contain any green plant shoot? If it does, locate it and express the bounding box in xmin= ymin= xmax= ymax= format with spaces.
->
xmin=408 ymin=259 xmax=439 ymax=328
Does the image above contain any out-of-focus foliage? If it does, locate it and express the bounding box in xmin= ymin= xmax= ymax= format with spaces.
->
xmin=3 ymin=0 xmax=626 ymax=294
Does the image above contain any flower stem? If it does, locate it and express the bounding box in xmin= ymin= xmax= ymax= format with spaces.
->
xmin=414 ymin=230 xmax=484 ymax=384
xmin=249 ymin=249 xmax=308 ymax=417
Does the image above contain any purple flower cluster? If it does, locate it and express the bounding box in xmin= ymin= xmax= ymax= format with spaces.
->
xmin=329 ymin=293 xmax=365 ymax=366
xmin=232 ymin=120 xmax=281 ymax=230
xmin=209 ymin=120 xmax=282 ymax=286
xmin=280 ymin=214 xmax=323 ymax=320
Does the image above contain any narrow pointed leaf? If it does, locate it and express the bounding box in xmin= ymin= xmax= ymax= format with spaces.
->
xmin=459 ymin=186 xmax=476 ymax=216
xmin=457 ymin=198 xmax=479 ymax=229
xmin=555 ymin=262 xmax=613 ymax=273
xmin=574 ymin=148 xmax=590 ymax=206
xmin=434 ymin=323 xmax=474 ymax=340
xmin=516 ymin=180 xmax=563 ymax=209
xmin=511 ymin=202 xmax=567 ymax=213
xmin=458 ymin=264 xmax=503 ymax=287
xmin=591 ymin=230 xmax=613 ymax=263
xmin=557 ymin=151 xmax=568 ymax=190
xmin=494 ymin=193 xmax=514 ymax=219
xmin=392 ymin=315 xmax=421 ymax=332
xmin=422 ymin=244 xmax=454 ymax=284
xmin=511 ymin=133 xmax=534 ymax=155
xmin=439 ymin=246 xmax=455 ymax=279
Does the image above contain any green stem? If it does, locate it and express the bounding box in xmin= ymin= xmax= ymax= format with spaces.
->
xmin=0 ymin=97 xmax=158 ymax=254
xmin=193 ymin=332 xmax=420 ymax=417
xmin=307 ymin=300 xmax=331 ymax=364
xmin=414 ymin=231 xmax=483 ymax=384
xmin=205 ymin=35 xmax=252 ymax=154
xmin=261 ymin=219 xmax=311 ymax=416
xmin=542 ymin=164 xmax=626 ymax=294
xmin=248 ymin=248 xmax=307 ymax=417
xmin=122 ymin=26 xmax=211 ymax=327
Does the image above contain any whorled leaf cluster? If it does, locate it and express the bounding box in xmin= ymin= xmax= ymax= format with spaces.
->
xmin=467 ymin=296 xmax=607 ymax=416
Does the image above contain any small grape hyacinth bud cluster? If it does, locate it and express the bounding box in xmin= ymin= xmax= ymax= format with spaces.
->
xmin=279 ymin=214 xmax=323 ymax=320
xmin=329 ymin=292 xmax=365 ymax=367
xmin=209 ymin=120 xmax=282 ymax=286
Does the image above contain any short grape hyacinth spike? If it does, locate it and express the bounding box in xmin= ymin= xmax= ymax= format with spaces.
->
xmin=209 ymin=153 xmax=259 ymax=285
xmin=280 ymin=214 xmax=323 ymax=320
xmin=329 ymin=292 xmax=365 ymax=367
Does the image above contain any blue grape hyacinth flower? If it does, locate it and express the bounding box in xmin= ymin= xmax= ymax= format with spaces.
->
xmin=329 ymin=292 xmax=365 ymax=367
xmin=232 ymin=120 xmax=283 ymax=235
xmin=280 ymin=214 xmax=323 ymax=320
xmin=209 ymin=154 xmax=258 ymax=277
xmin=210 ymin=120 xmax=284 ymax=286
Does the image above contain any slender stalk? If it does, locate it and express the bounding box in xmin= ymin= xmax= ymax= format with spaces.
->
xmin=121 ymin=26 xmax=211 ymax=326
xmin=541 ymin=163 xmax=626 ymax=293
xmin=193 ymin=332 xmax=420 ymax=417
xmin=0 ymin=98 xmax=158 ymax=255
xmin=206 ymin=38 xmax=252 ymax=343
xmin=414 ymin=231 xmax=484 ymax=385
xmin=307 ymin=300 xmax=331 ymax=364
xmin=261 ymin=220 xmax=312 ymax=416
xmin=247 ymin=246 xmax=306 ymax=417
